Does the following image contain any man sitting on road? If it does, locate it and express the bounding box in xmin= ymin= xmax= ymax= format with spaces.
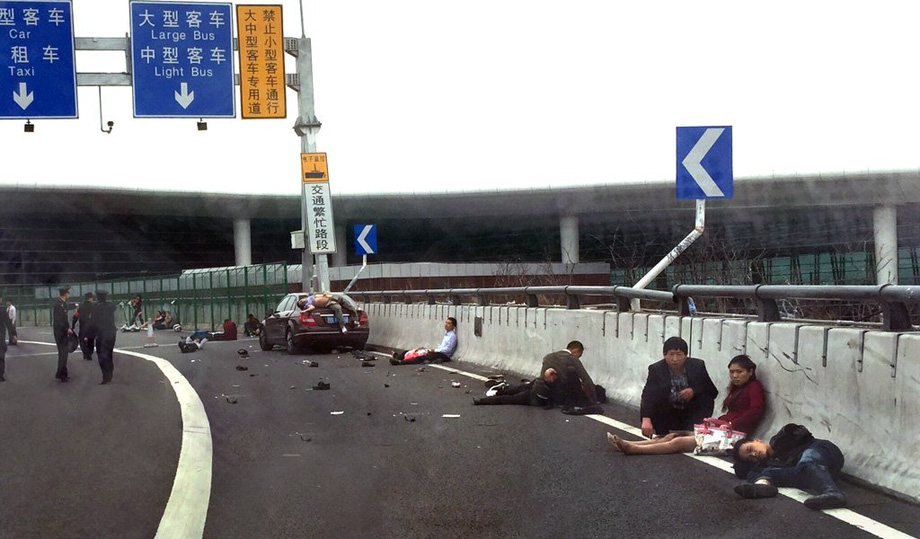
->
xmin=529 ymin=340 xmax=603 ymax=414
xmin=732 ymin=423 xmax=847 ymax=510
xmin=390 ymin=317 xmax=458 ymax=365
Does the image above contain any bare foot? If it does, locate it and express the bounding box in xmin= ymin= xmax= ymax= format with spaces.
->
xmin=615 ymin=437 xmax=635 ymax=455
xmin=606 ymin=432 xmax=621 ymax=451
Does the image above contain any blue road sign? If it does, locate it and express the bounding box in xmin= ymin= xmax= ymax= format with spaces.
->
xmin=354 ymin=224 xmax=377 ymax=255
xmin=130 ymin=1 xmax=235 ymax=118
xmin=676 ymin=126 xmax=733 ymax=199
xmin=0 ymin=0 xmax=77 ymax=119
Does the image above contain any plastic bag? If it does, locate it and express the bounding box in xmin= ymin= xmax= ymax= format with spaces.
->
xmin=693 ymin=418 xmax=746 ymax=456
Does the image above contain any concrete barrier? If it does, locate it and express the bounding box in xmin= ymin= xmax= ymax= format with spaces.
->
xmin=365 ymin=301 xmax=920 ymax=503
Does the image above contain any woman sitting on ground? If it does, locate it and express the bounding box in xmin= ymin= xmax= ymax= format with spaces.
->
xmin=608 ymin=354 xmax=765 ymax=455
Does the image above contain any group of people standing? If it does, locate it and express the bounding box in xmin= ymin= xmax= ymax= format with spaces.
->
xmin=52 ymin=287 xmax=118 ymax=384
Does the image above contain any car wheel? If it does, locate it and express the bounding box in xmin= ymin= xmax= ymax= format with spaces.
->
xmin=259 ymin=331 xmax=272 ymax=351
xmin=285 ymin=329 xmax=300 ymax=355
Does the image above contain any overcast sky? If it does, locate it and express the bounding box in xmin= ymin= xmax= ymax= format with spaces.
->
xmin=3 ymin=0 xmax=920 ymax=196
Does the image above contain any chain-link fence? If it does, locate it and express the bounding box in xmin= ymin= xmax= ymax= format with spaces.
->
xmin=0 ymin=262 xmax=290 ymax=331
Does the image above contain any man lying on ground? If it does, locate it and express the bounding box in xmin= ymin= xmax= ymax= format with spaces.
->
xmin=732 ymin=423 xmax=847 ymax=510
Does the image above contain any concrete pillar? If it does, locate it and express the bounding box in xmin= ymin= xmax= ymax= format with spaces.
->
xmin=233 ymin=218 xmax=252 ymax=267
xmin=560 ymin=215 xmax=580 ymax=265
xmin=332 ymin=222 xmax=347 ymax=268
xmin=873 ymin=205 xmax=898 ymax=285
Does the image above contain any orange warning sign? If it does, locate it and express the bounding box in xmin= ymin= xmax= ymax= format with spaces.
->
xmin=237 ymin=5 xmax=286 ymax=119
xmin=301 ymin=153 xmax=329 ymax=183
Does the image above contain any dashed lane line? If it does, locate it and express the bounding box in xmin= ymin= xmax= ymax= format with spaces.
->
xmin=445 ymin=361 xmax=916 ymax=539
xmin=19 ymin=341 xmax=212 ymax=539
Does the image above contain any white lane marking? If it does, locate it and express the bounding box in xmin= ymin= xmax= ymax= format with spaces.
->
xmin=429 ymin=363 xmax=489 ymax=381
xmin=20 ymin=341 xmax=212 ymax=539
xmin=449 ymin=363 xmax=916 ymax=539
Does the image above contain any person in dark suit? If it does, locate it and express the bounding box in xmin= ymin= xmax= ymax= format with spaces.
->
xmin=0 ymin=294 xmax=15 ymax=382
xmin=52 ymin=286 xmax=74 ymax=382
xmin=92 ymin=290 xmax=118 ymax=384
xmin=640 ymin=336 xmax=718 ymax=437
xmin=531 ymin=340 xmax=603 ymax=413
xmin=72 ymin=292 xmax=96 ymax=361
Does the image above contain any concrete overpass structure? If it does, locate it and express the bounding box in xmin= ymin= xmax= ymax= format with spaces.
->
xmin=2 ymin=169 xmax=919 ymax=286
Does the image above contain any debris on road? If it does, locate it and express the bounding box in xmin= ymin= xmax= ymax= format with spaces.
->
xmin=237 ymin=349 xmax=249 ymax=358
xmin=384 ymin=384 xmax=390 ymax=388
xmin=416 ymin=367 xmax=426 ymax=372
xmin=226 ymin=396 xmax=238 ymax=404
xmin=236 ymin=365 xmax=249 ymax=371
xmin=330 ymin=411 xmax=344 ymax=415
xmin=361 ymin=360 xmax=374 ymax=367
xmin=289 ymin=386 xmax=296 ymax=389
xmin=404 ymin=415 xmax=416 ymax=422
xmin=312 ymin=381 xmax=331 ymax=390
xmin=442 ymin=414 xmax=461 ymax=418
xmin=451 ymin=381 xmax=461 ymax=388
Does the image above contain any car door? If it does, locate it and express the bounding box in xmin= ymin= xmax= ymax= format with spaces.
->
xmin=266 ymin=295 xmax=295 ymax=342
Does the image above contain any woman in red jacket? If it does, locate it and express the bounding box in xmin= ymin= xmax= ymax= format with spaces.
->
xmin=608 ymin=355 xmax=765 ymax=455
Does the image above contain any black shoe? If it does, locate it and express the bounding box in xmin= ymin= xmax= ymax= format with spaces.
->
xmin=0 ymin=376 xmax=6 ymax=382
xmin=101 ymin=374 xmax=112 ymax=384
xmin=59 ymin=376 xmax=70 ymax=383
xmin=734 ymin=483 xmax=778 ymax=499
xmin=389 ymin=357 xmax=400 ymax=366
xmin=484 ymin=379 xmax=504 ymax=389
xmin=804 ymin=492 xmax=846 ymax=510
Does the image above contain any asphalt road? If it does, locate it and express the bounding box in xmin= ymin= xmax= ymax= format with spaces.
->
xmin=1 ymin=327 xmax=918 ymax=539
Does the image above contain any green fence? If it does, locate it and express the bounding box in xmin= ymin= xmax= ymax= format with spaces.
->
xmin=1 ymin=262 xmax=290 ymax=331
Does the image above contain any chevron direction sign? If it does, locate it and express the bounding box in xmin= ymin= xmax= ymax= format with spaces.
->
xmin=676 ymin=126 xmax=733 ymax=199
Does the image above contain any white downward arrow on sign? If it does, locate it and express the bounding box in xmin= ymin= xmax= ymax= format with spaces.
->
xmin=357 ymin=225 xmax=375 ymax=254
xmin=13 ymin=82 xmax=34 ymax=110
xmin=681 ymin=127 xmax=725 ymax=197
xmin=175 ymin=82 xmax=195 ymax=109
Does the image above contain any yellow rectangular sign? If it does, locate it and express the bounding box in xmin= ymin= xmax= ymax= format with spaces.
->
xmin=236 ymin=5 xmax=286 ymax=119
xmin=301 ymin=153 xmax=329 ymax=183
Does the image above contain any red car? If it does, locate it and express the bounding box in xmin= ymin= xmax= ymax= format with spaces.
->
xmin=259 ymin=293 xmax=369 ymax=354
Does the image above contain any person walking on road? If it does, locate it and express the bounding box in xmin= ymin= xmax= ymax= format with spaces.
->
xmin=92 ymin=290 xmax=118 ymax=384
xmin=52 ymin=287 xmax=74 ymax=382
xmin=72 ymin=292 xmax=96 ymax=361
xmin=6 ymin=300 xmax=16 ymax=346
xmin=0 ymin=295 xmax=15 ymax=382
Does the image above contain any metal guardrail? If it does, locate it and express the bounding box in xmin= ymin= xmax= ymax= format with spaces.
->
xmin=349 ymin=284 xmax=920 ymax=332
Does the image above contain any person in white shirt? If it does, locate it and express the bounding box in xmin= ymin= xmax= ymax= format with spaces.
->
xmin=390 ymin=317 xmax=458 ymax=365
xmin=6 ymin=300 xmax=16 ymax=346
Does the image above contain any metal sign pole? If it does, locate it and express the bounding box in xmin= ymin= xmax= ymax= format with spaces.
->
xmin=291 ymin=37 xmax=322 ymax=293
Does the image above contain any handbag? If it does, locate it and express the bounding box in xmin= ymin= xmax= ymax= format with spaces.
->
xmin=693 ymin=418 xmax=746 ymax=456
xmin=66 ymin=333 xmax=80 ymax=353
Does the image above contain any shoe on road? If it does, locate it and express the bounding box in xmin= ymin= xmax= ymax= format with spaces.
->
xmin=804 ymin=492 xmax=846 ymax=510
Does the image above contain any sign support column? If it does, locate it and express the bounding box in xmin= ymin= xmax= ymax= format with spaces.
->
xmin=292 ymin=36 xmax=323 ymax=292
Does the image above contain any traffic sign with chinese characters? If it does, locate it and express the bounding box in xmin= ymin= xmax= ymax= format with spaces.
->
xmin=236 ymin=4 xmax=285 ymax=119
xmin=129 ymin=1 xmax=235 ymax=118
xmin=676 ymin=126 xmax=733 ymax=199
xmin=0 ymin=0 xmax=77 ymax=119
xmin=300 ymin=152 xmax=328 ymax=182
xmin=302 ymin=153 xmax=336 ymax=254
xmin=354 ymin=224 xmax=377 ymax=255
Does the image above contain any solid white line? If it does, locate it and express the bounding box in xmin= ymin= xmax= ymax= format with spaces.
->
xmin=447 ymin=363 xmax=916 ymax=539
xmin=20 ymin=341 xmax=212 ymax=539
xmin=429 ymin=363 xmax=489 ymax=381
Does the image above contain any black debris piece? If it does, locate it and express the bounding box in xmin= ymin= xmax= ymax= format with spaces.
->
xmin=236 ymin=365 xmax=249 ymax=371
xmin=312 ymin=381 xmax=330 ymax=390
